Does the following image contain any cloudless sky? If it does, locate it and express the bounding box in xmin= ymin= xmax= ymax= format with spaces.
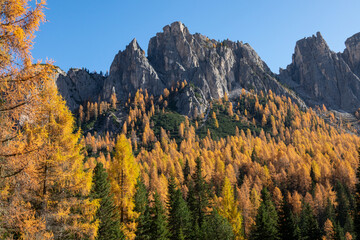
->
xmin=32 ymin=0 xmax=360 ymax=74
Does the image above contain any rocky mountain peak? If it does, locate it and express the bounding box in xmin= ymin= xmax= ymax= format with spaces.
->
xmin=279 ymin=31 xmax=360 ymax=112
xmin=146 ymin=21 xmax=299 ymax=103
xmin=345 ymin=32 xmax=360 ymax=47
xmin=102 ymin=38 xmax=164 ymax=101
xmin=127 ymin=38 xmax=140 ymax=51
xmin=163 ymin=21 xmax=189 ymax=36
xmin=294 ymin=32 xmax=330 ymax=62
xmin=343 ymin=32 xmax=360 ymax=76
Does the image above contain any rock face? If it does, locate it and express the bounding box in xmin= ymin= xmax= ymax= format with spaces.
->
xmin=99 ymin=21 xmax=302 ymax=115
xmin=343 ymin=32 xmax=360 ymax=77
xmin=146 ymin=22 xmax=295 ymax=101
xmin=56 ymin=68 xmax=105 ymax=111
xmin=174 ymin=85 xmax=208 ymax=117
xmin=56 ymin=21 xmax=360 ymax=116
xmin=102 ymin=38 xmax=164 ymax=100
xmin=279 ymin=32 xmax=360 ymax=113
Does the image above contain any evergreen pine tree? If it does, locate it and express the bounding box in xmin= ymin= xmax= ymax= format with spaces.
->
xmin=187 ymin=157 xmax=211 ymax=229
xmin=334 ymin=222 xmax=345 ymax=240
xmin=250 ymin=187 xmax=280 ymax=240
xmin=150 ymin=192 xmax=169 ymax=240
xmin=167 ymin=177 xmax=192 ymax=240
xmin=323 ymin=198 xmax=336 ymax=226
xmin=310 ymin=165 xmax=317 ymax=194
xmin=90 ymin=162 xmax=125 ymax=240
xmin=299 ymin=203 xmax=322 ymax=240
xmin=335 ymin=181 xmax=354 ymax=236
xmin=134 ymin=178 xmax=151 ymax=240
xmin=202 ymin=209 xmax=234 ymax=240
xmin=279 ymin=196 xmax=300 ymax=240
xmin=183 ymin=159 xmax=190 ymax=184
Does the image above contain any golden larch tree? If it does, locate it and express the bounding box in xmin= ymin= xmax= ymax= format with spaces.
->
xmin=109 ymin=134 xmax=140 ymax=239
xmin=217 ymin=177 xmax=244 ymax=240
xmin=34 ymin=83 xmax=99 ymax=239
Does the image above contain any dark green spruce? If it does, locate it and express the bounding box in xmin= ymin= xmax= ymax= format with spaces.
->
xmin=134 ymin=178 xmax=151 ymax=240
xmin=279 ymin=197 xmax=300 ymax=240
xmin=202 ymin=209 xmax=234 ymax=240
xmin=187 ymin=157 xmax=211 ymax=235
xmin=250 ymin=187 xmax=280 ymax=240
xmin=335 ymin=180 xmax=354 ymax=237
xmin=298 ymin=203 xmax=321 ymax=240
xmin=90 ymin=162 xmax=125 ymax=240
xmin=167 ymin=176 xmax=191 ymax=240
xmin=149 ymin=191 xmax=169 ymax=240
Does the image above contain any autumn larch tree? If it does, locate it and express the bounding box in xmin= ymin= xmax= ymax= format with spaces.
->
xmin=109 ymin=134 xmax=140 ymax=239
xmin=355 ymin=148 xmax=360 ymax=240
xmin=33 ymin=83 xmax=99 ymax=239
xmin=217 ymin=177 xmax=243 ymax=240
xmin=0 ymin=0 xmax=50 ymax=236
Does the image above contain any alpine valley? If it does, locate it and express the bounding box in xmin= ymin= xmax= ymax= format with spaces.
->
xmin=3 ymin=8 xmax=360 ymax=239
xmin=51 ymin=22 xmax=360 ymax=239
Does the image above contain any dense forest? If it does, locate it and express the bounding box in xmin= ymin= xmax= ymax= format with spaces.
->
xmin=1 ymin=1 xmax=360 ymax=240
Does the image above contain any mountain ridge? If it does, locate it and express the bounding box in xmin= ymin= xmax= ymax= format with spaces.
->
xmin=56 ymin=21 xmax=360 ymax=116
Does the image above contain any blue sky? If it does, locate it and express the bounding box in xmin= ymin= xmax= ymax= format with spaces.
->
xmin=32 ymin=0 xmax=360 ymax=74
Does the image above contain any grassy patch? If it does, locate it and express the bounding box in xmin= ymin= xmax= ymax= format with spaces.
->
xmin=196 ymin=104 xmax=259 ymax=140
xmin=151 ymin=111 xmax=186 ymax=140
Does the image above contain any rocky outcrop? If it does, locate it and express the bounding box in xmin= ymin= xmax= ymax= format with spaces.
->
xmin=343 ymin=32 xmax=360 ymax=77
xmin=56 ymin=22 xmax=319 ymax=116
xmin=102 ymin=38 xmax=164 ymax=100
xmin=174 ymin=85 xmax=209 ymax=117
xmin=278 ymin=32 xmax=360 ymax=113
xmin=55 ymin=23 xmax=360 ymax=116
xmin=56 ymin=68 xmax=105 ymax=111
xmin=146 ymin=22 xmax=296 ymax=102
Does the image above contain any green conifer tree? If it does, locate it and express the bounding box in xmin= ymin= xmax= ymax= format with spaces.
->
xmin=299 ymin=203 xmax=321 ymax=240
xmin=90 ymin=162 xmax=125 ymax=240
xmin=250 ymin=187 xmax=280 ymax=240
xmin=167 ymin=177 xmax=192 ymax=240
xmin=187 ymin=158 xmax=211 ymax=229
xmin=279 ymin=197 xmax=300 ymax=240
xmin=134 ymin=178 xmax=151 ymax=240
xmin=202 ymin=209 xmax=234 ymax=240
xmin=150 ymin=192 xmax=169 ymax=240
xmin=335 ymin=181 xmax=354 ymax=236
xmin=183 ymin=159 xmax=190 ymax=184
